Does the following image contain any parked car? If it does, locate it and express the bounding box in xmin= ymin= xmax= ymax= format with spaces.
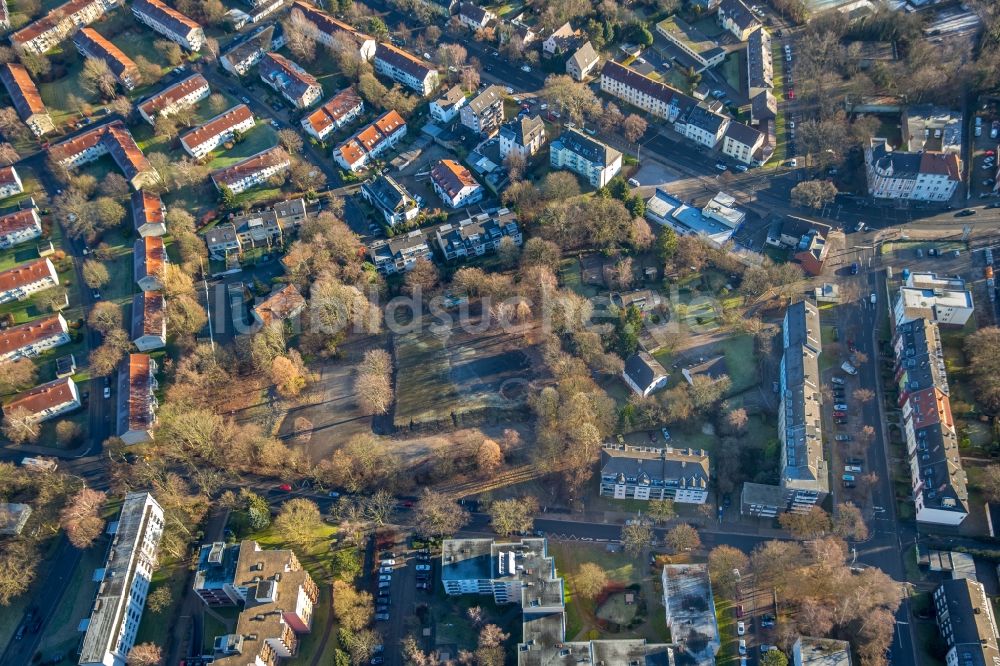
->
xmin=831 ymin=376 xmax=845 ymax=385
xmin=761 ymin=614 xmax=776 ymax=628
xmin=378 ymin=581 xmax=390 ymax=589
xmin=833 ymin=411 xmax=847 ymax=418
xmin=415 ymin=564 xmax=431 ymax=572
xmin=737 ymin=621 xmax=746 ymax=636
xmin=278 ymin=483 xmax=292 ymax=491
xmin=661 ymin=427 xmax=671 ymax=441
xmin=956 ymin=209 xmax=976 ymax=217
xmin=715 ymin=163 xmax=728 ymax=171
xmin=834 ymin=403 xmax=848 ymax=411
xmin=845 ymin=465 xmax=863 ymax=473
xmin=375 ymin=613 xmax=390 ymax=621
xmin=378 ymin=575 xmax=392 ymax=582
xmin=835 ymin=418 xmax=848 ymax=425
xmin=379 ymin=566 xmax=393 ymax=574
xmin=380 ymin=559 xmax=396 ymax=566
xmin=628 ymin=178 xmax=640 ymax=187
xmin=850 ymin=262 xmax=859 ymax=275
xmin=520 ymin=64 xmax=531 ymax=72
xmin=739 ymin=640 xmax=747 ymax=656
xmin=736 ymin=604 xmax=744 ymax=618
xmin=835 ymin=435 xmax=852 ymax=442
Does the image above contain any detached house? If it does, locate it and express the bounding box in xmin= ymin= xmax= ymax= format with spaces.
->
xmin=220 ymin=25 xmax=274 ymax=77
xmin=180 ymin=104 xmax=256 ymax=158
xmin=374 ymin=43 xmax=439 ymax=96
xmin=131 ymin=190 xmax=166 ymax=238
xmin=137 ymin=73 xmax=210 ymax=125
xmin=361 ymin=174 xmax=420 ymax=227
xmin=132 ymin=0 xmax=205 ymax=51
xmin=73 ymin=28 xmax=140 ymax=91
xmin=566 ymin=41 xmax=599 ymax=81
xmin=0 ymin=63 xmax=55 ymax=136
xmin=290 ymin=0 xmax=377 ymax=62
xmin=543 ymin=22 xmax=580 ymax=56
xmin=259 ymin=52 xmax=322 ymax=109
xmin=301 ymin=87 xmax=364 ymax=141
xmin=0 ymin=209 xmax=42 ymax=249
xmin=0 ymin=314 xmax=70 ymax=362
xmin=550 ymin=128 xmax=622 ymax=188
xmin=116 ymin=353 xmax=158 ymax=445
xmin=457 ymin=2 xmax=495 ymax=30
xmin=431 ymin=159 xmax=483 ymax=208
xmin=622 ymin=351 xmax=669 ymax=397
xmin=0 ymin=165 xmax=23 ymax=199
xmin=131 ymin=291 xmax=166 ymax=351
xmin=4 ymin=377 xmax=80 ymax=424
xmin=460 ymin=85 xmax=505 ymax=137
xmin=430 ymin=85 xmax=467 ymax=124
xmin=333 ymin=110 xmax=407 ymax=172
xmin=0 ymin=258 xmax=59 ymax=304
xmin=498 ymin=115 xmax=545 ymax=160
xmin=211 ymin=146 xmax=291 ymax=194
xmin=252 ymin=284 xmax=306 ymax=327
xmin=134 ymin=236 xmax=166 ymax=292
xmin=10 ymin=0 xmax=123 ymax=55
xmin=718 ymin=0 xmax=760 ymax=41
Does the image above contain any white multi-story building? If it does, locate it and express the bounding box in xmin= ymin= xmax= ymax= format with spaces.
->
xmin=430 ymin=85 xmax=467 ymax=124
xmin=117 ymin=354 xmax=159 ymax=445
xmin=933 ymin=579 xmax=1000 ymax=666
xmin=717 ymin=0 xmax=761 ymax=40
xmin=211 ymin=147 xmax=291 ymax=194
xmin=549 ymin=128 xmax=622 ymax=188
xmin=301 ymin=87 xmax=364 ymax=141
xmin=4 ymin=377 xmax=80 ymax=424
xmin=894 ymin=272 xmax=974 ymax=327
xmin=721 ymin=121 xmax=764 ymax=164
xmin=678 ymin=105 xmax=729 ymax=148
xmin=655 ymin=16 xmax=725 ymax=71
xmin=498 ymin=115 xmax=546 ymax=160
xmin=220 ymin=25 xmax=275 ymax=77
xmin=259 ymin=52 xmax=322 ymax=109
xmin=0 ymin=63 xmax=55 ymax=136
xmin=434 ymin=208 xmax=521 ymax=260
xmin=600 ymin=61 xmax=696 ymax=123
xmin=662 ymin=564 xmax=721 ymax=664
xmin=430 ymin=159 xmax=483 ymax=208
xmin=137 ymin=74 xmax=210 ymax=125
xmin=180 ymin=104 xmax=256 ymax=158
xmin=0 ymin=165 xmax=23 ymax=199
xmin=0 ymin=314 xmax=70 ymax=362
xmin=865 ymin=138 xmax=961 ymax=202
xmin=361 ymin=174 xmax=420 ymax=227
xmin=10 ymin=0 xmax=122 ymax=55
xmin=599 ymin=444 xmax=710 ymax=503
xmin=368 ymin=231 xmax=432 ymax=274
xmin=73 ymin=27 xmax=140 ymax=90
xmin=0 ymin=208 xmax=42 ymax=249
xmin=290 ymin=0 xmax=377 ymax=61
xmin=48 ymin=121 xmax=160 ymax=190
xmin=132 ymin=0 xmax=204 ymax=51
xmin=460 ymin=84 xmax=505 ymax=137
xmin=78 ymin=492 xmax=164 ymax=666
xmin=374 ymin=42 xmax=439 ymax=96
xmin=0 ymin=257 xmax=59 ymax=304
xmin=333 ymin=110 xmax=406 ymax=172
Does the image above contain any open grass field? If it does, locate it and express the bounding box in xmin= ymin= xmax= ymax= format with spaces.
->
xmin=393 ymin=317 xmax=542 ymax=429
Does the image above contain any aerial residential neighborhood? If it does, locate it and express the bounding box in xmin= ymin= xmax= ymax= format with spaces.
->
xmin=1 ymin=0 xmax=1000 ymax=665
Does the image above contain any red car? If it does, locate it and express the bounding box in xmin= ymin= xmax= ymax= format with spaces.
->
xmin=278 ymin=483 xmax=292 ymax=491
xmin=736 ymin=605 xmax=744 ymax=618
xmin=787 ymin=89 xmax=795 ymax=99
xmin=987 ymin=150 xmax=996 ymax=156
xmin=833 ymin=411 xmax=847 ymax=418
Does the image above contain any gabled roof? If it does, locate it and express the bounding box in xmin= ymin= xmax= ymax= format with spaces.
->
xmin=132 ymin=291 xmax=165 ymax=339
xmin=138 ymin=73 xmax=209 ymax=118
xmin=623 ymin=351 xmax=667 ymax=392
xmin=221 ymin=25 xmax=273 ymax=68
xmin=719 ymin=0 xmax=760 ymax=30
xmin=0 ymin=209 xmax=39 ymax=238
xmin=0 ymin=258 xmax=54 ymax=293
xmin=568 ymin=41 xmax=598 ymax=70
xmin=74 ymin=28 xmax=139 ymax=83
xmin=12 ymin=0 xmax=116 ymax=45
xmin=919 ymin=151 xmax=961 ymax=181
xmin=181 ymin=104 xmax=253 ymax=151
xmin=553 ymin=128 xmax=621 ymax=167
xmin=458 ymin=2 xmax=491 ymax=23
xmin=0 ymin=63 xmax=47 ymax=119
xmin=499 ymin=114 xmax=545 ymax=146
xmin=467 ymin=85 xmax=504 ymax=114
xmin=212 ymin=146 xmax=290 ymax=187
xmin=253 ymin=284 xmax=305 ymax=326
xmin=434 ymin=84 xmax=466 ymax=110
xmin=0 ymin=314 xmax=66 ymax=358
xmin=122 ymin=353 xmax=156 ymax=432
xmin=133 ymin=0 xmax=202 ymax=37
xmin=303 ymin=87 xmax=363 ymax=135
xmin=135 ymin=236 xmax=165 ymax=283
xmin=5 ymin=377 xmax=76 ymax=416
xmin=723 ymin=120 xmax=763 ymax=147
xmin=375 ymin=42 xmax=436 ymax=81
xmin=431 ymin=159 xmax=479 ymax=197
xmin=259 ymin=52 xmax=320 ymax=101
xmin=291 ymin=0 xmax=374 ymax=47
xmin=131 ymin=190 xmax=164 ymax=232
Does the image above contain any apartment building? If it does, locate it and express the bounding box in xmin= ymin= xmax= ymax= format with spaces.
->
xmin=211 ymin=146 xmax=291 ymax=194
xmin=252 ymin=284 xmax=306 ymax=328
xmin=259 ymin=52 xmax=322 ymax=109
xmin=333 ymin=110 xmax=407 ymax=172
xmin=78 ymin=492 xmax=164 ymax=666
xmin=137 ymin=73 xmax=210 ymax=124
xmin=600 ymin=61 xmax=697 ymax=124
xmin=220 ymin=25 xmax=274 ymax=77
xmin=0 ymin=257 xmax=59 ymax=304
xmin=746 ymin=28 xmax=772 ymax=98
xmin=678 ymin=104 xmax=728 ymax=148
xmin=566 ymin=41 xmax=599 ymax=81
xmin=721 ymin=120 xmax=764 ymax=164
xmin=117 ymin=353 xmax=158 ymax=445
xmin=550 ymin=128 xmax=622 ymax=188
xmin=290 ymin=0 xmax=377 ymax=61
xmin=893 ymin=318 xmax=968 ymax=525
xmin=599 ymin=443 xmax=710 ymax=503
xmin=434 ymin=208 xmax=521 ymax=260
xmin=204 ymin=198 xmax=305 ymax=256
xmin=865 ymin=137 xmax=961 ymax=202
xmin=460 ymin=84 xmax=505 ymax=137
xmin=132 ymin=0 xmax=204 ymax=51
xmin=498 ymin=114 xmax=546 ymax=160
xmin=180 ymin=104 xmax=255 ymax=158
xmin=792 ymin=638 xmax=853 ymax=666
xmin=131 ymin=291 xmax=166 ymax=351
xmin=48 ymin=121 xmax=160 ymax=190
xmin=4 ymin=377 xmax=80 ymax=423
xmin=301 ymin=87 xmax=364 ymax=141
xmin=656 ymin=16 xmax=725 ymax=71
xmin=933 ymin=578 xmax=1000 ymax=666
xmin=10 ymin=0 xmax=122 ymax=55
xmin=195 ymin=540 xmax=318 ymax=665
xmin=0 ymin=314 xmax=70 ymax=362
xmin=662 ymin=564 xmax=721 ymax=665
xmin=368 ymin=231 xmax=432 ymax=274
xmin=73 ymin=28 xmax=140 ymax=90
xmin=131 ymin=190 xmax=166 ymax=238
xmin=893 ymin=272 xmax=974 ymax=327
xmin=431 ymin=159 xmax=484 ymax=208
xmin=361 ymin=174 xmax=420 ymax=227
xmin=718 ymin=0 xmax=761 ymax=40
xmin=0 ymin=208 xmax=42 ymax=249
xmin=0 ymin=63 xmax=55 ymax=136
xmin=0 ymin=165 xmax=23 ymax=200
xmin=373 ymin=42 xmax=439 ymax=96
xmin=134 ymin=236 xmax=165 ymax=292
xmin=430 ymin=84 xmax=467 ymax=124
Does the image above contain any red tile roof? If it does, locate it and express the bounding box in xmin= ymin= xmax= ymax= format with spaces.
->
xmin=0 ymin=314 xmax=66 ymax=358
xmin=139 ymin=236 xmax=165 ymax=279
xmin=12 ymin=0 xmax=113 ymax=45
xmin=211 ymin=146 xmax=290 ymax=187
xmin=336 ymin=139 xmax=366 ymax=167
xmin=138 ymin=73 xmax=209 ymax=118
xmin=5 ymin=377 xmax=76 ymax=417
xmin=180 ymin=104 xmax=253 ymax=152
xmin=254 ymin=284 xmax=306 ymax=326
xmin=0 ymin=63 xmax=47 ymax=119
xmin=133 ymin=290 xmax=165 ymax=338
xmin=919 ymin=151 xmax=961 ymax=181
xmin=131 ymin=190 xmax=164 ymax=231
xmin=0 ymin=209 xmax=40 ymax=238
xmin=431 ymin=159 xmax=478 ymax=197
xmin=74 ymin=27 xmax=139 ymax=84
xmin=374 ymin=110 xmax=405 ymax=136
xmin=133 ymin=0 xmax=201 ymax=36
xmin=0 ymin=166 xmax=19 ymax=190
xmin=0 ymin=258 xmax=54 ymax=294
xmin=125 ymin=353 xmax=155 ymax=431
xmin=303 ymin=87 xmax=362 ymax=135
xmin=48 ymin=121 xmax=155 ymax=182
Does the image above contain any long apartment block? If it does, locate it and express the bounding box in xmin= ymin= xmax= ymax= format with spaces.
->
xmin=0 ymin=257 xmax=59 ymax=304
xmin=180 ymin=104 xmax=256 ymax=158
xmin=48 ymin=121 xmax=159 ymax=190
xmin=0 ymin=63 xmax=55 ymax=136
xmin=211 ymin=146 xmax=291 ymax=194
xmin=137 ymin=73 xmax=210 ymax=124
xmin=373 ymin=42 xmax=439 ymax=96
xmin=131 ymin=0 xmax=204 ymax=51
xmin=73 ymin=27 xmax=140 ymax=90
xmin=10 ymin=0 xmax=122 ymax=55
xmin=0 ymin=313 xmax=70 ymax=363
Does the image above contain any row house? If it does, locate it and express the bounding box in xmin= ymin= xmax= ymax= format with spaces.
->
xmin=180 ymin=104 xmax=255 ymax=158
xmin=333 ymin=110 xmax=406 ymax=172
xmin=678 ymin=105 xmax=728 ymax=148
xmin=137 ymin=73 xmax=210 ymax=125
xmin=599 ymin=444 xmax=710 ymax=504
xmin=460 ymin=84 xmax=505 ymax=137
xmin=0 ymin=258 xmax=59 ymax=304
xmin=368 ymin=231 xmax=432 ymax=274
xmin=865 ymin=137 xmax=961 ymax=202
xmin=498 ymin=114 xmax=545 ymax=160
xmin=290 ymin=0 xmax=377 ymax=61
xmin=131 ymin=291 xmax=166 ymax=351
xmin=259 ymin=52 xmax=322 ymax=109
xmin=116 ymin=353 xmax=158 ymax=445
xmin=301 ymin=87 xmax=364 ymax=141
xmin=360 ymin=174 xmax=420 ymax=227
xmin=549 ymin=127 xmax=622 ymax=188
xmin=211 ymin=146 xmax=291 ymax=194
xmin=0 ymin=314 xmax=70 ymax=362
xmin=194 ymin=540 xmax=318 ymax=665
xmin=132 ymin=0 xmax=205 ymax=51
xmin=220 ymin=25 xmax=275 ymax=77
xmin=4 ymin=377 xmax=81 ymax=423
xmin=10 ymin=0 xmax=123 ymax=55
xmin=0 ymin=63 xmax=55 ymax=136
xmin=600 ymin=61 xmax=697 ymax=124
xmin=48 ymin=121 xmax=160 ymax=190
xmin=373 ymin=42 xmax=439 ymax=96
xmin=73 ymin=28 xmax=140 ymax=91
xmin=430 ymin=85 xmax=467 ymax=124
xmin=718 ymin=0 xmax=761 ymax=41
xmin=134 ymin=236 xmax=165 ymax=292
xmin=204 ymin=198 xmax=305 ymax=256
xmin=131 ymin=190 xmax=166 ymax=238
xmin=0 ymin=165 xmax=23 ymax=199
xmin=434 ymin=209 xmax=521 ymax=260
xmin=431 ymin=159 xmax=483 ymax=208
xmin=0 ymin=208 xmax=42 ymax=249
xmin=746 ymin=28 xmax=772 ymax=99
xmin=252 ymin=284 xmax=306 ymax=328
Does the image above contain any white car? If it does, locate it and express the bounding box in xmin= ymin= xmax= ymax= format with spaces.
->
xmin=378 ymin=575 xmax=392 ymax=582
xmin=739 ymin=640 xmax=747 ymax=655
xmin=737 ymin=621 xmax=746 ymax=636
xmin=831 ymin=376 xmax=845 ymax=385
xmin=627 ymin=178 xmax=640 ymax=187
xmin=103 ymin=387 xmax=111 ymax=399
xmin=521 ymin=64 xmax=531 ymax=72
xmin=380 ymin=559 xmax=396 ymax=566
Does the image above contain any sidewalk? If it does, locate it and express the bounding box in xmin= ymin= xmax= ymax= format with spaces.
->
xmin=538 ymin=507 xmax=790 ymax=540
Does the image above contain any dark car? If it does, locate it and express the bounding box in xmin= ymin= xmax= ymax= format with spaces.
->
xmin=850 ymin=262 xmax=859 ymax=275
xmin=835 ymin=418 xmax=848 ymax=425
xmin=955 ymin=209 xmax=976 ymax=217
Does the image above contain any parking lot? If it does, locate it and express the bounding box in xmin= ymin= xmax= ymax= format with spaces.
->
xmin=371 ymin=544 xmax=435 ymax=665
xmin=734 ymin=576 xmax=779 ymax=664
